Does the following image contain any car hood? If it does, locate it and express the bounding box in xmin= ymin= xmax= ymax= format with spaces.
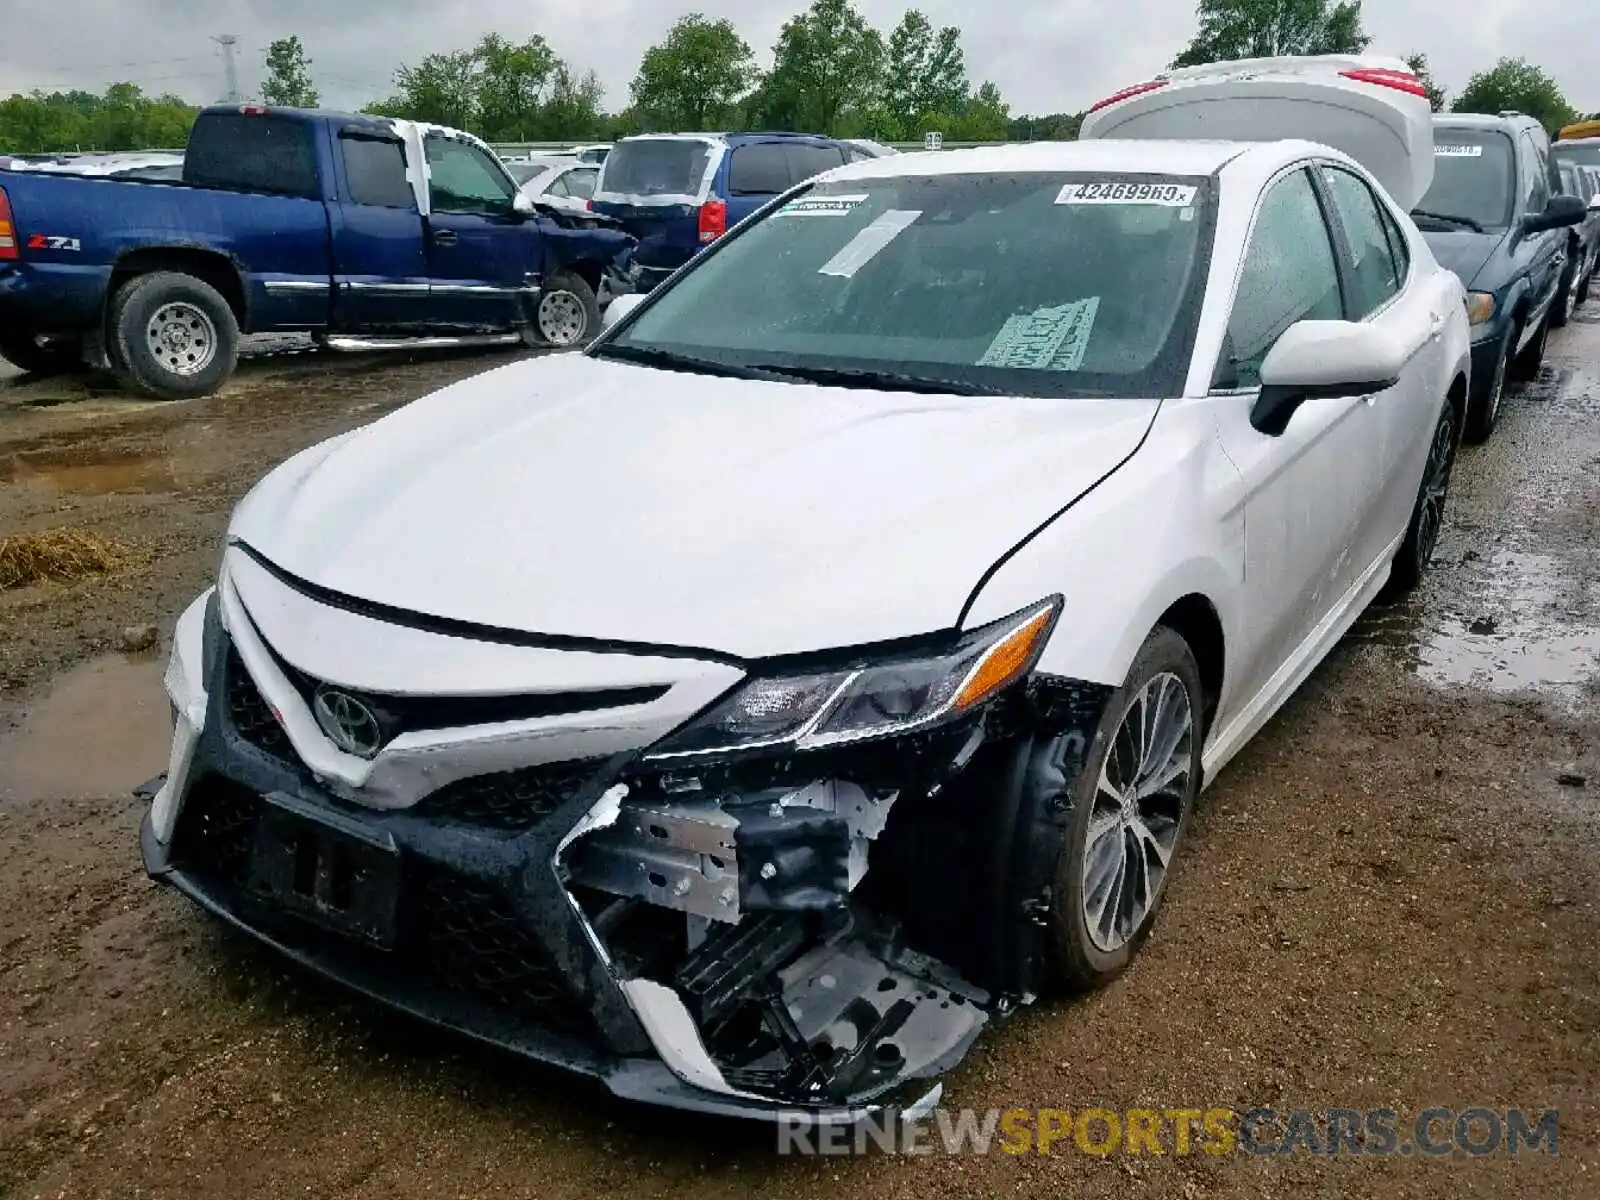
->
xmin=229 ymin=354 xmax=1160 ymax=660
xmin=1421 ymin=229 xmax=1506 ymax=291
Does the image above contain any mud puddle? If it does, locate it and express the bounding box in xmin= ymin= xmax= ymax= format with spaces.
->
xmin=1355 ymin=549 xmax=1600 ymax=703
xmin=0 ymin=653 xmax=168 ymax=804
xmin=0 ymin=444 xmax=177 ymax=495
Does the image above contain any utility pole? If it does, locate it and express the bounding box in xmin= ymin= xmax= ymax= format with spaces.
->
xmin=213 ymin=34 xmax=240 ymax=103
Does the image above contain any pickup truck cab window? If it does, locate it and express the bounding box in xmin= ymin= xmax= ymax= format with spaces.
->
xmin=340 ymin=134 xmax=414 ymax=209
xmin=1320 ymin=165 xmax=1402 ymax=317
xmin=424 ymin=135 xmax=516 ymax=215
xmin=184 ymin=113 xmax=318 ymax=199
xmin=1223 ymin=168 xmax=1343 ymax=387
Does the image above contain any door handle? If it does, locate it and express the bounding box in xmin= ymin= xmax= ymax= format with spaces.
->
xmin=433 ymin=230 xmax=458 ymax=247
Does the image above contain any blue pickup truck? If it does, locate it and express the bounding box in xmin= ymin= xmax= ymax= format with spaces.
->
xmin=0 ymin=106 xmax=636 ymax=398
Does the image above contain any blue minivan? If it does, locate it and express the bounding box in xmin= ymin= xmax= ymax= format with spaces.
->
xmin=590 ymin=132 xmax=869 ymax=291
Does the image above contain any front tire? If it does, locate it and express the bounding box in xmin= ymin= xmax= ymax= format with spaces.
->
xmin=1463 ymin=321 xmax=1512 ymax=445
xmin=0 ymin=329 xmax=83 ymax=376
xmin=524 ymin=271 xmax=599 ymax=349
xmin=1510 ymin=308 xmax=1549 ymax=381
xmin=1045 ymin=627 xmax=1203 ymax=991
xmin=1384 ymin=397 xmax=1458 ymax=597
xmin=109 ymin=272 xmax=240 ymax=400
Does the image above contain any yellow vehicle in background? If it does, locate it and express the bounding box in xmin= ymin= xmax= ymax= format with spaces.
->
xmin=1557 ymin=119 xmax=1600 ymax=141
xmin=1554 ymin=121 xmax=1600 ymax=171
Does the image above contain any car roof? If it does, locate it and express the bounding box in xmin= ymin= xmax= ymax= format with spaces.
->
xmin=817 ymin=138 xmax=1260 ymax=183
xmin=615 ymin=131 xmax=838 ymax=146
xmin=1435 ymin=112 xmax=1545 ymax=136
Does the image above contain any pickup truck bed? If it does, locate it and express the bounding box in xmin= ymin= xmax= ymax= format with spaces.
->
xmin=0 ymin=106 xmax=636 ymax=399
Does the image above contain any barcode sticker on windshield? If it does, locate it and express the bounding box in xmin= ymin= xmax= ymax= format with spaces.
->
xmin=1436 ymin=145 xmax=1483 ymax=157
xmin=817 ymin=210 xmax=920 ymax=278
xmin=779 ymin=194 xmax=868 ymax=216
xmin=1056 ymin=182 xmax=1197 ymax=206
xmin=977 ymin=299 xmax=1101 ymax=371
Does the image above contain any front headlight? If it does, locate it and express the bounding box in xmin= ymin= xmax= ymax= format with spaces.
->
xmin=646 ymin=598 xmax=1061 ymax=760
xmin=1465 ymin=291 xmax=1495 ymax=326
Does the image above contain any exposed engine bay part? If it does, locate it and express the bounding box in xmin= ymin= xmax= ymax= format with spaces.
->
xmin=549 ymin=671 xmax=1116 ymax=1110
xmin=567 ymin=779 xmax=897 ymax=922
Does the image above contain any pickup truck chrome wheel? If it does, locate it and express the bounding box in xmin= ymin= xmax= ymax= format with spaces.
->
xmin=1080 ymin=670 xmax=1193 ymax=953
xmin=146 ymin=302 xmax=218 ymax=377
xmin=537 ymin=290 xmax=588 ymax=346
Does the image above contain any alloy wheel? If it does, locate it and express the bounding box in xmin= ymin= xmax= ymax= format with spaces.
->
xmin=1415 ymin=406 xmax=1456 ymax=569
xmin=1080 ymin=671 xmax=1194 ymax=953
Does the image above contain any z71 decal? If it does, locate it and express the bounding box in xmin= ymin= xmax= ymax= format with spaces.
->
xmin=26 ymin=234 xmax=82 ymax=252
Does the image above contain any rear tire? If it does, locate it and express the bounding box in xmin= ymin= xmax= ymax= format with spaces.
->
xmin=0 ymin=329 xmax=83 ymax=376
xmin=523 ymin=271 xmax=599 ymax=349
xmin=1462 ymin=322 xmax=1512 ymax=445
xmin=1384 ymin=397 xmax=1458 ymax=597
xmin=109 ymin=271 xmax=240 ymax=401
xmin=1043 ymin=627 xmax=1203 ymax=992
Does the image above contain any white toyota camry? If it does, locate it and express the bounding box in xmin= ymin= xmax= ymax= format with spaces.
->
xmin=142 ymin=56 xmax=1471 ymax=1120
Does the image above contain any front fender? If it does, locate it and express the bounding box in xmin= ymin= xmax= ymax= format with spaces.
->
xmin=963 ymin=404 xmax=1244 ymax=695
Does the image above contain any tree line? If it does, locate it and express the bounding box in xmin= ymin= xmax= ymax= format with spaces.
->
xmin=0 ymin=0 xmax=1593 ymax=155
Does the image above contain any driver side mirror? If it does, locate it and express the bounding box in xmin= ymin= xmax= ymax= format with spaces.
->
xmin=512 ymin=191 xmax=537 ymax=218
xmin=1521 ymin=192 xmax=1586 ymax=235
xmin=1250 ymin=320 xmax=1405 ymax=436
xmin=601 ymin=291 xmax=645 ymax=331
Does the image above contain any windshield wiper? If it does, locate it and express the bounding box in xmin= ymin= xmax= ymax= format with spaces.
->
xmin=590 ymin=343 xmax=802 ymax=383
xmin=739 ymin=362 xmax=1013 ymax=397
xmin=1410 ymin=208 xmax=1485 ymax=233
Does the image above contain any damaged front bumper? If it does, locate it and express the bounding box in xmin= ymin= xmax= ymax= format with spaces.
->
xmin=137 ymin=576 xmax=1101 ymax=1121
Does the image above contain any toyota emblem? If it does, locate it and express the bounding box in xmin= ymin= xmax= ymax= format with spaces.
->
xmin=312 ymin=687 xmax=384 ymax=758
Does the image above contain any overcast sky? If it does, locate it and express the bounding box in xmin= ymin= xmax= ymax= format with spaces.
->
xmin=1 ymin=0 xmax=1593 ymax=119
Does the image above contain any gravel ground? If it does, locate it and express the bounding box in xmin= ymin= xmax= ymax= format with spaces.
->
xmin=0 ymin=318 xmax=1596 ymax=1199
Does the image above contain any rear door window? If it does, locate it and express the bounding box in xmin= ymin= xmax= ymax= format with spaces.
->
xmin=184 ymin=114 xmax=318 ymax=198
xmin=340 ymin=134 xmax=414 ymax=209
xmin=728 ymin=143 xmax=793 ymax=196
xmin=785 ymin=142 xmax=847 ymax=184
xmin=562 ymin=167 xmax=598 ymax=199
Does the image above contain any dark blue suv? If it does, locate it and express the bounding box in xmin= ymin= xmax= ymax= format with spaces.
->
xmin=590 ymin=132 xmax=866 ymax=291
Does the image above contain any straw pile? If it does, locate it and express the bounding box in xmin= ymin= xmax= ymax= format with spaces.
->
xmin=0 ymin=528 xmax=137 ymax=590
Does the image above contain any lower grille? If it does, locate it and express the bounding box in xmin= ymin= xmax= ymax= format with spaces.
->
xmin=170 ymin=774 xmax=260 ymax=888
xmin=411 ymin=866 xmax=592 ymax=1033
xmin=169 ymin=776 xmax=592 ymax=1036
xmin=226 ymin=648 xmax=290 ymax=760
xmin=411 ymin=760 xmax=601 ymax=834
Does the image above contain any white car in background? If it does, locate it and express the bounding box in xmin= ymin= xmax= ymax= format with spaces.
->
xmin=507 ymin=157 xmax=601 ymax=218
xmin=143 ymin=56 xmax=1470 ymax=1121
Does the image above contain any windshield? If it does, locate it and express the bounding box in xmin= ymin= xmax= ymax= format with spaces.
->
xmin=597 ymin=138 xmax=713 ymax=198
xmin=1554 ymin=142 xmax=1600 ymax=169
xmin=1415 ymin=130 xmax=1516 ymax=229
xmin=596 ymin=172 xmax=1214 ymax=399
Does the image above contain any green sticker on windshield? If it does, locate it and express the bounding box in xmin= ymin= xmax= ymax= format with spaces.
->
xmin=778 ymin=193 xmax=868 ymax=216
xmin=978 ymin=299 xmax=1101 ymax=371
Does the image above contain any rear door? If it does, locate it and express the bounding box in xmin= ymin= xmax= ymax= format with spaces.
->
xmin=328 ymin=126 xmax=432 ymax=331
xmin=1316 ymin=161 xmax=1445 ymax=568
xmin=420 ymin=132 xmax=539 ymax=329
